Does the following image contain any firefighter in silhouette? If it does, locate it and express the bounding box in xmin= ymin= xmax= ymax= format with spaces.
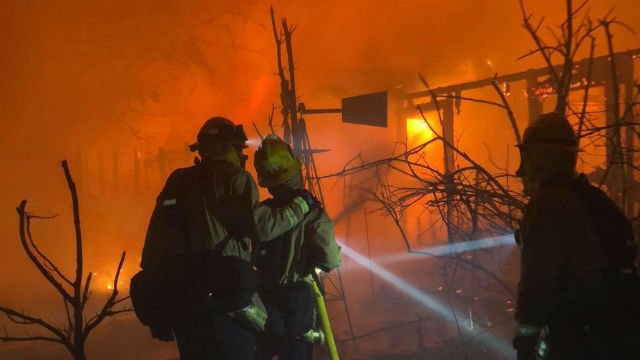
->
xmin=513 ymin=112 xmax=640 ymax=360
xmin=253 ymin=134 xmax=341 ymax=360
xmin=136 ymin=117 xmax=320 ymax=360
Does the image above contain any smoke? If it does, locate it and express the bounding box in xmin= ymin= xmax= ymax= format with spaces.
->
xmin=339 ymin=239 xmax=516 ymax=359
xmin=0 ymin=0 xmax=638 ymax=358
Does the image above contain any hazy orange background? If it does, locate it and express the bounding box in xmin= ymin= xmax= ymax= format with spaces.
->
xmin=1 ymin=1 xmax=638 ymax=359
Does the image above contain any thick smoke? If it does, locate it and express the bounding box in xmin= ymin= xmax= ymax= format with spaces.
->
xmin=0 ymin=0 xmax=638 ymax=359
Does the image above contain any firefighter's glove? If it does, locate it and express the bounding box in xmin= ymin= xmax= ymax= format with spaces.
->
xmin=513 ymin=335 xmax=537 ymax=360
xmin=293 ymin=189 xmax=320 ymax=213
xmin=150 ymin=324 xmax=174 ymax=342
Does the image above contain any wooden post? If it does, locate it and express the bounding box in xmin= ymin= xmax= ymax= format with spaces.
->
xmin=605 ymin=78 xmax=623 ymax=206
xmin=442 ymin=98 xmax=455 ymax=175
xmin=526 ymin=72 xmax=542 ymax=125
xmin=442 ymin=97 xmax=455 ymax=243
xmin=282 ymin=18 xmax=300 ymax=155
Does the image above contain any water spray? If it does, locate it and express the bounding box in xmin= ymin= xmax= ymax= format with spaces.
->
xmin=338 ymin=239 xmax=515 ymax=358
xmin=373 ymin=234 xmax=516 ymax=264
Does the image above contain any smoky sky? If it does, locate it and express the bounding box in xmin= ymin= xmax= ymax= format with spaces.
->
xmin=0 ymin=1 xmax=638 ymax=358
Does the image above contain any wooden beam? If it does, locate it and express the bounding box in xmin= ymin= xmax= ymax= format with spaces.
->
xmin=406 ymin=48 xmax=640 ymax=100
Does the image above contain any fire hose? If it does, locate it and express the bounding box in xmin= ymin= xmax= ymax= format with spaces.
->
xmin=311 ymin=275 xmax=339 ymax=360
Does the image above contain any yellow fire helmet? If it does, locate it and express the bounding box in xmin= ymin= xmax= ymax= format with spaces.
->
xmin=254 ymin=134 xmax=302 ymax=188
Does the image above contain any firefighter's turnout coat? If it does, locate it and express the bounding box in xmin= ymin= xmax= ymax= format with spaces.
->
xmin=258 ymin=197 xmax=342 ymax=285
xmin=140 ymin=159 xmax=311 ymax=331
xmin=142 ymin=159 xmax=310 ymax=269
xmin=515 ymin=175 xmax=640 ymax=359
xmin=516 ymin=179 xmax=606 ymax=328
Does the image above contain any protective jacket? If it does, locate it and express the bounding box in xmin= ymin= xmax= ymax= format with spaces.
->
xmin=515 ymin=174 xmax=640 ymax=359
xmin=516 ymin=177 xmax=606 ymax=327
xmin=255 ymin=196 xmax=341 ymax=360
xmin=257 ymin=198 xmax=341 ymax=286
xmin=137 ymin=158 xmax=312 ymax=337
xmin=141 ymin=159 xmax=310 ymax=270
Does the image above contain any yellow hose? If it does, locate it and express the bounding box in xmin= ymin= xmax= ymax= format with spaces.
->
xmin=312 ymin=280 xmax=339 ymax=360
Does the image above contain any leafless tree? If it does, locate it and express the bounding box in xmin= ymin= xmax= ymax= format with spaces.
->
xmin=0 ymin=161 xmax=131 ymax=360
xmin=320 ymin=0 xmax=640 ymax=355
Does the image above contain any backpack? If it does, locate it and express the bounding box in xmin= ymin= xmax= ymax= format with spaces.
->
xmin=569 ymin=174 xmax=637 ymax=270
xmin=562 ymin=174 xmax=640 ymax=336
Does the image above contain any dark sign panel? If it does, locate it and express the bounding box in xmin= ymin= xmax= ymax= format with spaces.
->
xmin=341 ymin=91 xmax=387 ymax=128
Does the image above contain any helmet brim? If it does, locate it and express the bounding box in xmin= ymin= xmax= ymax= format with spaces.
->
xmin=189 ymin=140 xmax=248 ymax=152
xmin=516 ymin=143 xmax=581 ymax=152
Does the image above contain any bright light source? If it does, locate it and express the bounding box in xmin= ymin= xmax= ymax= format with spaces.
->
xmin=374 ymin=234 xmax=515 ymax=264
xmin=406 ymin=118 xmax=434 ymax=146
xmin=246 ymin=138 xmax=263 ymax=148
xmin=338 ymin=239 xmax=515 ymax=358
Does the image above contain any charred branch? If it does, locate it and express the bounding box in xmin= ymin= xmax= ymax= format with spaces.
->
xmin=1 ymin=161 xmax=131 ymax=360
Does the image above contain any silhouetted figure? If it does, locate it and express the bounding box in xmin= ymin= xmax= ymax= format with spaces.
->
xmin=513 ymin=112 xmax=640 ymax=360
xmin=135 ymin=117 xmax=317 ymax=360
xmin=253 ymin=135 xmax=341 ymax=360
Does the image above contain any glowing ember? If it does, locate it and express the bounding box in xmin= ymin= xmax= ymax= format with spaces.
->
xmin=501 ymin=81 xmax=510 ymax=96
xmin=106 ymin=284 xmax=113 ymax=291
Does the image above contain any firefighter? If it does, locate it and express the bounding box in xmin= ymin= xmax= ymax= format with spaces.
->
xmin=253 ymin=134 xmax=341 ymax=360
xmin=138 ymin=117 xmax=320 ymax=360
xmin=513 ymin=112 xmax=640 ymax=360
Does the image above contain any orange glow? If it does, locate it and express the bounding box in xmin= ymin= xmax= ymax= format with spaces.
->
xmin=406 ymin=118 xmax=434 ymax=146
xmin=106 ymin=283 xmax=113 ymax=291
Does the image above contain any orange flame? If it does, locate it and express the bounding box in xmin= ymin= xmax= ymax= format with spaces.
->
xmin=406 ymin=118 xmax=434 ymax=146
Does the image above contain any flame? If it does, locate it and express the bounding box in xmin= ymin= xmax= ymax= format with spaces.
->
xmin=501 ymin=81 xmax=510 ymax=97
xmin=406 ymin=118 xmax=434 ymax=146
xmin=106 ymin=283 xmax=113 ymax=291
